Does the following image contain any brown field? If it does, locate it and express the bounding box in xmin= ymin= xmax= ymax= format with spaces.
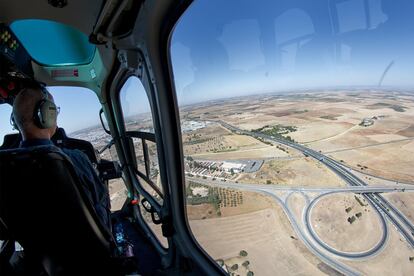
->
xmin=384 ymin=192 xmax=414 ymax=225
xmin=310 ymin=193 xmax=382 ymax=253
xmin=108 ymin=178 xmax=128 ymax=211
xmin=193 ymin=146 xmax=289 ymax=160
xmin=182 ymin=90 xmax=414 ymax=184
xmin=184 ymin=127 xmax=289 ymax=159
xmin=187 ymin=188 xmax=283 ymax=220
xmin=187 ymin=203 xmax=217 ymax=220
xmin=327 ymin=139 xmax=414 ymax=183
xmin=291 ymin=121 xmax=355 ymax=143
xmin=188 ymin=203 xmax=327 ymax=276
xmin=397 ymin=124 xmax=414 ymax=137
xmin=237 ymin=158 xmax=346 ymax=187
xmin=344 ymin=224 xmax=414 ymax=275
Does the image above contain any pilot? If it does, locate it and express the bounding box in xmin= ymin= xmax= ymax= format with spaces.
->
xmin=12 ymin=83 xmax=112 ymax=231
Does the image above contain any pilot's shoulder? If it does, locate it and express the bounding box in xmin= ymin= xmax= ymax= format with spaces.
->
xmin=60 ymin=148 xmax=90 ymax=164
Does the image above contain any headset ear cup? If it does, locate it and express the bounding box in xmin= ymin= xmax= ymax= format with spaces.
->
xmin=35 ymin=99 xmax=57 ymax=129
xmin=39 ymin=100 xmax=57 ymax=129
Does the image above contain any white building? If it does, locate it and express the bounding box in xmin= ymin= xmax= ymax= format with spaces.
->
xmin=221 ymin=161 xmax=246 ymax=173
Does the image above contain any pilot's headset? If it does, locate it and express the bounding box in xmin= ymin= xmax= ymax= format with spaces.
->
xmin=33 ymin=84 xmax=58 ymax=129
xmin=9 ymin=82 xmax=58 ymax=130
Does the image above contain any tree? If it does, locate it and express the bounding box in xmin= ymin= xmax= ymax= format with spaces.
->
xmin=247 ymin=271 xmax=254 ymax=276
xmin=239 ymin=250 xmax=248 ymax=257
xmin=231 ymin=264 xmax=238 ymax=271
xmin=266 ymin=180 xmax=271 ymax=185
xmin=242 ymin=260 xmax=250 ymax=267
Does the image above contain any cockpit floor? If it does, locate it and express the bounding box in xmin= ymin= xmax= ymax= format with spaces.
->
xmin=111 ymin=211 xmax=162 ymax=276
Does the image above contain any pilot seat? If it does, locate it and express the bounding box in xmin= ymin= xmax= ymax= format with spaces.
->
xmin=0 ymin=143 xmax=121 ymax=275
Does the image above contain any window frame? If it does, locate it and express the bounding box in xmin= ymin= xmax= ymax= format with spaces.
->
xmin=109 ymin=61 xmax=173 ymax=258
xmin=104 ymin=1 xmax=226 ymax=274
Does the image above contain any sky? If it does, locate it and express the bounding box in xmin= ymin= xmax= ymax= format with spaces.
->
xmin=2 ymin=0 xmax=414 ymax=142
xmin=0 ymin=77 xmax=149 ymax=142
xmin=171 ymin=0 xmax=414 ymax=104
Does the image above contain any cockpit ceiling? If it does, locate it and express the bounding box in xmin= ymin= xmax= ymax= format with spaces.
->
xmin=0 ymin=0 xmax=104 ymax=37
xmin=11 ymin=19 xmax=96 ymax=67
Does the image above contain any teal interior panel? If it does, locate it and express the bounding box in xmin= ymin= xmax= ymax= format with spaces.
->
xmin=10 ymin=19 xmax=95 ymax=66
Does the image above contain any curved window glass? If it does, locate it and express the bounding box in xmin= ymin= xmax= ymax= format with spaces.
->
xmin=171 ymin=1 xmax=414 ymax=275
xmin=120 ymin=76 xmax=167 ymax=247
xmin=0 ymin=104 xmax=17 ymax=145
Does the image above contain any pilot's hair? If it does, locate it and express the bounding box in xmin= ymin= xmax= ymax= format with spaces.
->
xmin=13 ymin=86 xmax=53 ymax=131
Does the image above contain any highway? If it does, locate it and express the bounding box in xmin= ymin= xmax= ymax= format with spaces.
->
xmin=187 ymin=177 xmax=360 ymax=275
xmin=187 ymin=120 xmax=414 ymax=275
xmin=187 ymin=177 xmax=414 ymax=194
xmin=217 ymin=120 xmax=414 ymax=248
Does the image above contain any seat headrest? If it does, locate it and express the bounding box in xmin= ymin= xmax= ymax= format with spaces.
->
xmin=52 ymin=127 xmax=68 ymax=141
xmin=0 ymin=145 xmax=114 ymax=274
xmin=0 ymin=133 xmax=21 ymax=149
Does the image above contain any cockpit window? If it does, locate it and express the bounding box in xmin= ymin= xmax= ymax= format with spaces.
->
xmin=171 ymin=0 xmax=414 ymax=275
xmin=10 ymin=20 xmax=95 ymax=66
xmin=47 ymin=86 xmax=107 ymax=145
xmin=0 ymin=104 xmax=17 ymax=144
xmin=120 ymin=76 xmax=167 ymax=247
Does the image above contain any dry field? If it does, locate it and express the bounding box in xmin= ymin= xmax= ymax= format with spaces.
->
xmin=184 ymin=124 xmax=288 ymax=160
xmin=108 ymin=178 xmax=128 ymax=211
xmin=188 ymin=198 xmax=327 ymax=276
xmin=344 ymin=224 xmax=414 ymax=275
xmin=327 ymin=139 xmax=414 ymax=183
xmin=187 ymin=188 xmax=280 ymax=220
xmin=192 ymin=146 xmax=288 ymax=160
xmin=384 ymin=192 xmax=414 ymax=225
xmin=183 ymin=90 xmax=414 ymax=184
xmin=237 ymin=158 xmax=346 ymax=187
xmin=310 ymin=193 xmax=382 ymax=253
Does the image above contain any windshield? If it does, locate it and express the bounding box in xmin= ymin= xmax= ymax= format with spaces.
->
xmin=171 ymin=0 xmax=414 ymax=275
xmin=0 ymin=104 xmax=17 ymax=144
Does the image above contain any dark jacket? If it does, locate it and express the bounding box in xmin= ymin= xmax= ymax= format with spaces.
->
xmin=20 ymin=139 xmax=111 ymax=231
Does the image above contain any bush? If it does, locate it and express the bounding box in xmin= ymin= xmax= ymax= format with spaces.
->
xmin=240 ymin=250 xmax=248 ymax=257
xmin=247 ymin=271 xmax=254 ymax=276
xmin=266 ymin=180 xmax=271 ymax=185
xmin=242 ymin=260 xmax=250 ymax=267
xmin=231 ymin=264 xmax=238 ymax=271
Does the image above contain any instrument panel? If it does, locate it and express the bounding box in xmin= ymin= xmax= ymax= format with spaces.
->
xmin=0 ymin=23 xmax=34 ymax=104
xmin=0 ymin=23 xmax=33 ymax=79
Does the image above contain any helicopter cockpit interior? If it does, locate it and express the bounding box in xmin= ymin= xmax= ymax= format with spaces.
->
xmin=0 ymin=0 xmax=223 ymax=275
xmin=2 ymin=0 xmax=414 ymax=276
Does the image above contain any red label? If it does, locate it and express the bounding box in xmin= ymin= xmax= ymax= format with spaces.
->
xmin=51 ymin=69 xmax=79 ymax=78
